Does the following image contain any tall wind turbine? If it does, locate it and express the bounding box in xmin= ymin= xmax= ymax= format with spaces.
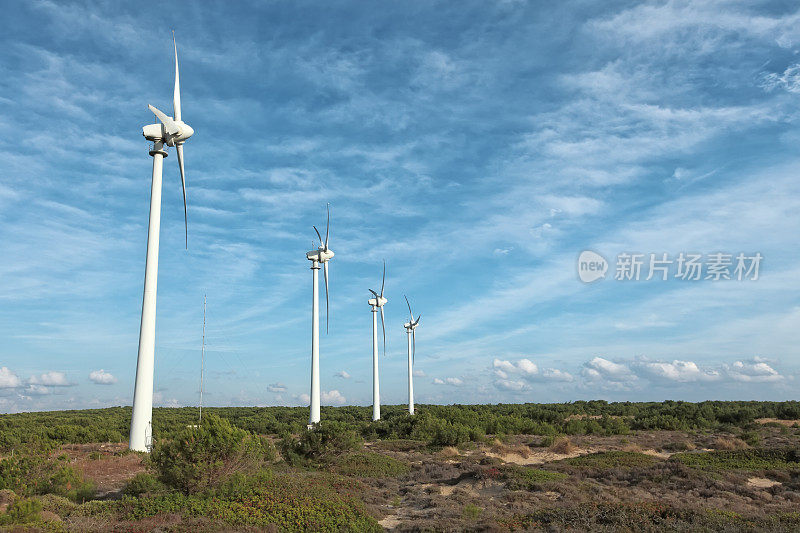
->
xmin=130 ymin=35 xmax=194 ymax=452
xmin=368 ymin=262 xmax=387 ymax=421
xmin=199 ymin=294 xmax=206 ymax=424
xmin=403 ymin=296 xmax=421 ymax=416
xmin=306 ymin=205 xmax=333 ymax=427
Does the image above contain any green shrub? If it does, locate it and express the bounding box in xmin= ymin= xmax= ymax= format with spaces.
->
xmin=463 ymin=503 xmax=482 ymax=520
xmin=150 ymin=414 xmax=275 ymax=493
xmin=558 ymin=451 xmax=657 ymax=469
xmin=503 ymin=466 xmax=567 ymax=490
xmin=672 ymin=448 xmax=800 ymax=471
xmin=0 ymin=453 xmax=94 ymax=502
xmin=124 ymin=472 xmax=166 ymax=497
xmin=117 ymin=471 xmax=381 ymax=532
xmin=280 ymin=423 xmax=362 ymax=465
xmin=740 ymin=430 xmax=762 ymax=447
xmin=331 ymin=452 xmax=410 ymax=478
xmin=499 ymin=503 xmax=800 ymax=531
xmin=0 ymin=497 xmax=42 ymax=525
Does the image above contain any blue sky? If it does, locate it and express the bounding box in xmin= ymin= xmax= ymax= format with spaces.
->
xmin=1 ymin=0 xmax=800 ymax=413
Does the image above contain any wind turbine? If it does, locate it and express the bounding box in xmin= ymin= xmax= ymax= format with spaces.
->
xmin=129 ymin=35 xmax=194 ymax=452
xmin=306 ymin=205 xmax=333 ymax=427
xmin=199 ymin=294 xmax=206 ymax=424
xmin=368 ymin=261 xmax=387 ymax=421
xmin=403 ymin=296 xmax=421 ymax=416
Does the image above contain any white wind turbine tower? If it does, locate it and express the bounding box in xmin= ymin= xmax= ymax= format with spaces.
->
xmin=368 ymin=262 xmax=387 ymax=421
xmin=403 ymin=296 xmax=421 ymax=416
xmin=199 ymin=294 xmax=206 ymax=424
xmin=129 ymin=35 xmax=194 ymax=452
xmin=306 ymin=205 xmax=333 ymax=427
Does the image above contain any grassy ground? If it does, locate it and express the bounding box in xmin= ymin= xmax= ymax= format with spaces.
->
xmin=0 ymin=405 xmax=799 ymax=531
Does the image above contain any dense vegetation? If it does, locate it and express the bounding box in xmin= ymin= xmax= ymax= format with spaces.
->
xmin=1 ymin=400 xmax=799 ymax=451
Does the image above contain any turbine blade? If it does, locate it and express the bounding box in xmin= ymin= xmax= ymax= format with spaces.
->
xmin=323 ymin=261 xmax=330 ymax=334
xmin=380 ymin=306 xmax=386 ymax=356
xmin=173 ymin=34 xmax=181 ymax=122
xmin=380 ymin=260 xmax=385 ymax=297
xmin=148 ymin=104 xmax=180 ymax=135
xmin=416 ymin=314 xmax=421 ymax=325
xmin=405 ymin=295 xmax=413 ymax=321
xmin=368 ymin=289 xmax=379 ymax=299
xmin=313 ymin=225 xmax=323 ymax=247
xmin=176 ymin=143 xmax=187 ymax=249
xmin=325 ymin=203 xmax=330 ymax=250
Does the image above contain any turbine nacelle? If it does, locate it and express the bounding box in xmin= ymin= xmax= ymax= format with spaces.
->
xmin=142 ymin=119 xmax=194 ymax=145
xmin=368 ymin=295 xmax=388 ymax=308
xmin=404 ymin=320 xmax=419 ymax=330
xmin=306 ymin=248 xmax=334 ymax=263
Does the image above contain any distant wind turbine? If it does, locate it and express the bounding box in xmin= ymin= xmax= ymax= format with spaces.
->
xmin=129 ymin=34 xmax=194 ymax=453
xmin=403 ymin=296 xmax=421 ymax=416
xmin=306 ymin=205 xmax=334 ymax=427
xmin=368 ymin=261 xmax=387 ymax=421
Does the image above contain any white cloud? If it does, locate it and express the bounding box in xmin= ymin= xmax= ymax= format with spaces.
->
xmin=321 ymin=390 xmax=346 ymax=405
xmin=725 ymin=359 xmax=784 ymax=383
xmin=434 ymin=377 xmax=463 ymax=386
xmin=766 ymin=62 xmax=800 ymax=92
xmin=541 ymin=368 xmax=574 ymax=382
xmin=517 ymin=359 xmax=538 ymax=375
xmin=495 ymin=379 xmax=528 ymax=391
xmin=335 ymin=370 xmax=351 ymax=379
xmin=297 ymin=393 xmax=310 ymax=405
xmin=26 ymin=384 xmax=50 ymax=395
xmin=413 ymin=369 xmax=425 ymax=377
xmin=0 ymin=367 xmax=21 ymax=389
xmin=493 ymin=359 xmax=516 ymax=373
xmin=267 ymin=382 xmax=287 ymax=393
xmin=581 ymin=357 xmax=638 ymax=390
xmin=634 ymin=359 xmax=720 ymax=383
xmin=89 ymin=369 xmax=116 ymax=385
xmin=29 ymin=371 xmax=71 ymax=386
xmin=493 ymin=358 xmax=538 ymax=376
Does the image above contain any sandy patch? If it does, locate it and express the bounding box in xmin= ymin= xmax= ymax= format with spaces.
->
xmin=747 ymin=477 xmax=781 ymax=489
xmin=755 ymin=418 xmax=799 ymax=427
xmin=486 ymin=447 xmax=592 ymax=465
xmin=379 ymin=515 xmax=402 ymax=529
xmin=640 ymin=448 xmax=672 ymax=459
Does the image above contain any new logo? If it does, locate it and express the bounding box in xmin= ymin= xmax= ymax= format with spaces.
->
xmin=578 ymin=251 xmax=608 ymax=283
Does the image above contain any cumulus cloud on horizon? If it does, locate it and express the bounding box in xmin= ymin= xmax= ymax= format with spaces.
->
xmin=0 ymin=367 xmax=21 ymax=389
xmin=88 ymin=369 xmax=117 ymax=385
xmin=29 ymin=371 xmax=72 ymax=387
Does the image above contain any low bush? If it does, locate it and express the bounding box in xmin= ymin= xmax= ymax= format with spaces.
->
xmin=503 ymin=466 xmax=567 ymax=490
xmin=124 ymin=472 xmax=166 ymax=497
xmin=0 ymin=452 xmax=95 ymax=502
xmin=120 ymin=471 xmax=381 ymax=532
xmin=672 ymin=448 xmax=800 ymax=471
xmin=740 ymin=430 xmax=762 ymax=447
xmin=498 ymin=503 xmax=800 ymax=531
xmin=150 ymin=414 xmax=275 ymax=493
xmin=330 ymin=452 xmax=410 ymax=478
xmin=0 ymin=497 xmax=42 ymax=525
xmin=279 ymin=423 xmax=362 ymax=466
xmin=463 ymin=503 xmax=482 ymax=520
